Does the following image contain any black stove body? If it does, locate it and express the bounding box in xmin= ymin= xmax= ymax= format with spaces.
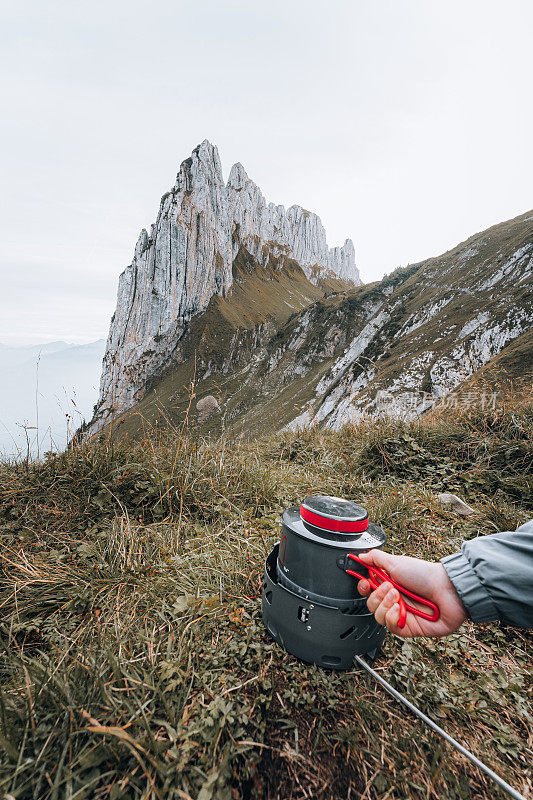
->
xmin=261 ymin=496 xmax=387 ymax=670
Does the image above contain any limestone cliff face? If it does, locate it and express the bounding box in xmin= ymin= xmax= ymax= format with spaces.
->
xmin=94 ymin=140 xmax=359 ymax=428
xmin=226 ymin=162 xmax=356 ymax=280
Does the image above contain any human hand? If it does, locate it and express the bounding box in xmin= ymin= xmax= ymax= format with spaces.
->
xmin=356 ymin=550 xmax=468 ymax=638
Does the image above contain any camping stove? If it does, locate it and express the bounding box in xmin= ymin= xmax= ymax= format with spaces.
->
xmin=261 ymin=495 xmax=387 ymax=670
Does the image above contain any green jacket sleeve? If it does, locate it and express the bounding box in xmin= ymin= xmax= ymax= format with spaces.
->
xmin=441 ymin=520 xmax=533 ymax=628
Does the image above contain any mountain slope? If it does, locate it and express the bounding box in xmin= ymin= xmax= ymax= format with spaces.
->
xmin=301 ymin=209 xmax=532 ymax=428
xmin=103 ymin=244 xmax=349 ymax=439
xmin=99 ymin=209 xmax=532 ymax=440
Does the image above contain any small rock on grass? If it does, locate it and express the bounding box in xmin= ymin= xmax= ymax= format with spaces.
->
xmin=436 ymin=493 xmax=476 ymax=516
xmin=196 ymin=395 xmax=221 ymax=424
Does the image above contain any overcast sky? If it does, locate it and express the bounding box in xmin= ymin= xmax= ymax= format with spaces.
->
xmin=1 ymin=0 xmax=531 ymax=345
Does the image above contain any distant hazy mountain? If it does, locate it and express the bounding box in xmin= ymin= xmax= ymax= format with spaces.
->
xmin=0 ymin=340 xmax=106 ymax=459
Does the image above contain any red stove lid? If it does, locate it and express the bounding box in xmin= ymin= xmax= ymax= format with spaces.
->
xmin=300 ymin=495 xmax=369 ymax=534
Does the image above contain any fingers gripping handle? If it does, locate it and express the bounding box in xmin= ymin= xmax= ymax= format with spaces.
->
xmin=347 ymin=562 xmax=408 ymax=628
xmin=346 ymin=553 xmax=440 ymax=629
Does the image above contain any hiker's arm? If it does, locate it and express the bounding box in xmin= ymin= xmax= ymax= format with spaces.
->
xmin=358 ymin=520 xmax=533 ymax=637
xmin=441 ymin=519 xmax=533 ymax=629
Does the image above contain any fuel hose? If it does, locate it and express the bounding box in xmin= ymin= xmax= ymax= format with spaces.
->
xmin=355 ymin=656 xmax=528 ymax=800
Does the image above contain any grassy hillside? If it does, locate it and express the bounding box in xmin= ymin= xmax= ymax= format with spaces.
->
xmin=1 ymin=401 xmax=532 ymax=799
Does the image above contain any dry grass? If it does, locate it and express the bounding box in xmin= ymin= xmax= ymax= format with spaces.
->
xmin=0 ymin=402 xmax=532 ymax=799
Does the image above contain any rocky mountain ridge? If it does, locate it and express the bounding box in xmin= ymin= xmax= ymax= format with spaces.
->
xmin=89 ymin=139 xmax=532 ymax=440
xmin=92 ymin=209 xmax=532 ymax=441
xmin=94 ymin=141 xmax=359 ymax=430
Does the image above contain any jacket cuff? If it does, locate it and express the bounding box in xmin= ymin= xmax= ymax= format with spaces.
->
xmin=441 ymin=551 xmax=499 ymax=623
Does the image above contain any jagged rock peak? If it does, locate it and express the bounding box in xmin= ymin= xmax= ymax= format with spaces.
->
xmin=225 ymin=156 xmax=358 ymax=281
xmin=226 ymin=161 xmax=249 ymax=189
xmin=92 ymin=140 xmax=360 ymax=430
xmin=174 ymin=139 xmax=225 ymax=193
